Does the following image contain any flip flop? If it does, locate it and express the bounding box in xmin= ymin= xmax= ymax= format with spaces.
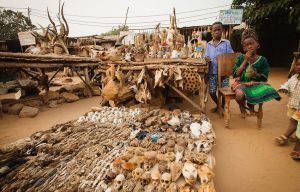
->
xmin=275 ymin=135 xmax=288 ymax=146
xmin=290 ymin=151 xmax=300 ymax=160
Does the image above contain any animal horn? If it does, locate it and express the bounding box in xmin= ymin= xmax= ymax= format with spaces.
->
xmin=61 ymin=2 xmax=69 ymax=36
xmin=115 ymin=35 xmax=127 ymax=47
xmin=47 ymin=7 xmax=58 ymax=35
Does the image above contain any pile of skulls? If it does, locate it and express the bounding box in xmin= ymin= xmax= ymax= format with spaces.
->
xmin=0 ymin=107 xmax=216 ymax=192
xmin=77 ymin=106 xmax=141 ymax=125
xmin=94 ymin=108 xmax=216 ymax=192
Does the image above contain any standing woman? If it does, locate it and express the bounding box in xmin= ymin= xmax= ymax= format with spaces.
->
xmin=232 ymin=28 xmax=281 ymax=116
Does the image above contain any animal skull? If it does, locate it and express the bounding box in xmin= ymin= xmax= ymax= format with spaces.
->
xmin=132 ymin=167 xmax=143 ymax=182
xmin=122 ymin=179 xmax=135 ymax=192
xmin=151 ymin=170 xmax=161 ymax=187
xmin=141 ymin=171 xmax=151 ymax=186
xmin=112 ymin=174 xmax=125 ymax=190
xmin=160 ymin=172 xmax=172 ymax=189
xmin=182 ymin=162 xmax=197 ymax=185
xmin=143 ymin=159 xmax=154 ymax=171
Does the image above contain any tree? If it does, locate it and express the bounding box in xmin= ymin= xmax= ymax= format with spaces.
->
xmin=0 ymin=9 xmax=35 ymax=40
xmin=232 ymin=0 xmax=300 ymax=30
xmin=101 ymin=25 xmax=129 ymax=36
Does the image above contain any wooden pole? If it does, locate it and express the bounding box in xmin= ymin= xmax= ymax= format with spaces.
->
xmin=74 ymin=68 xmax=93 ymax=97
xmin=167 ymin=83 xmax=204 ymax=113
xmin=123 ymin=7 xmax=129 ymax=30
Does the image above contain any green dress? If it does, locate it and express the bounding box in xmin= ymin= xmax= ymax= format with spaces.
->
xmin=233 ymin=54 xmax=281 ymax=104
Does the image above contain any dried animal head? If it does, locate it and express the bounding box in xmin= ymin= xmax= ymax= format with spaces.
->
xmin=170 ymin=162 xmax=183 ymax=182
xmin=182 ymin=162 xmax=197 ymax=185
xmin=197 ymin=164 xmax=215 ymax=184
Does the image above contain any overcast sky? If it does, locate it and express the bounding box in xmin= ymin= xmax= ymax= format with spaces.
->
xmin=1 ymin=0 xmax=232 ymax=37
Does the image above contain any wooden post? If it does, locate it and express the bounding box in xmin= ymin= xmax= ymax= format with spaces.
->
xmin=82 ymin=67 xmax=93 ymax=97
xmin=167 ymin=84 xmax=204 ymax=113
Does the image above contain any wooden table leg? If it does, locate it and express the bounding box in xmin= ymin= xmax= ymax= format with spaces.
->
xmin=224 ymin=96 xmax=231 ymax=128
xmin=257 ymin=103 xmax=263 ymax=129
xmin=218 ymin=92 xmax=223 ymax=118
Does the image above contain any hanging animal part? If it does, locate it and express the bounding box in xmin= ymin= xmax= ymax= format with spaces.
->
xmin=181 ymin=68 xmax=202 ymax=93
xmin=47 ymin=2 xmax=69 ymax=55
xmin=101 ymin=65 xmax=134 ymax=106
xmin=134 ymin=67 xmax=153 ymax=103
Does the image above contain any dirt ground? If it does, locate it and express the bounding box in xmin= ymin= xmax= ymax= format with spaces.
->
xmin=0 ymin=68 xmax=299 ymax=192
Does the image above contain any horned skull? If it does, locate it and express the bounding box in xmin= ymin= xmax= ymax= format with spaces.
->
xmin=160 ymin=172 xmax=172 ymax=189
xmin=182 ymin=162 xmax=197 ymax=185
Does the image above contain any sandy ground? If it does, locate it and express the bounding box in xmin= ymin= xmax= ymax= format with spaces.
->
xmin=0 ymin=68 xmax=299 ymax=192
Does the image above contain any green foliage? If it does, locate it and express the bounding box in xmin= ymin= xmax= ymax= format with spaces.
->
xmin=232 ymin=0 xmax=300 ymax=30
xmin=0 ymin=9 xmax=35 ymax=40
xmin=101 ymin=25 xmax=129 ymax=36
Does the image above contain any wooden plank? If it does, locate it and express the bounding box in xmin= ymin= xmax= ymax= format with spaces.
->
xmin=0 ymin=62 xmax=100 ymax=68
xmin=0 ymin=52 xmax=99 ymax=62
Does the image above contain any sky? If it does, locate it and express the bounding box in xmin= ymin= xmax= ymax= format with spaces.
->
xmin=1 ymin=0 xmax=233 ymax=37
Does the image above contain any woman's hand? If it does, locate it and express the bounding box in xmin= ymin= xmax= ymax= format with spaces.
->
xmin=278 ymin=88 xmax=288 ymax=94
xmin=244 ymin=50 xmax=253 ymax=62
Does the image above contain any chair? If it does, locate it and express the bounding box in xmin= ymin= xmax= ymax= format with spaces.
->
xmin=217 ymin=53 xmax=263 ymax=129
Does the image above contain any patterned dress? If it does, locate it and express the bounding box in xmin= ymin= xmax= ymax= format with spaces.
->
xmin=232 ymin=54 xmax=281 ymax=104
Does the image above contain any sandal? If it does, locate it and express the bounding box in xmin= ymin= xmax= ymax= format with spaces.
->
xmin=289 ymin=135 xmax=299 ymax=142
xmin=290 ymin=151 xmax=300 ymax=160
xmin=275 ymin=135 xmax=288 ymax=146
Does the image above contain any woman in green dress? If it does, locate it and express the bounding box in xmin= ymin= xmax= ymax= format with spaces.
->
xmin=232 ymin=28 xmax=281 ymax=116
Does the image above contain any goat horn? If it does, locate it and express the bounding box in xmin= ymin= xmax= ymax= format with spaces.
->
xmin=115 ymin=35 xmax=127 ymax=47
xmin=47 ymin=7 xmax=58 ymax=35
xmin=61 ymin=2 xmax=69 ymax=36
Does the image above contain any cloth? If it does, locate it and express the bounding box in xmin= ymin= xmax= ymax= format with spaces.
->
xmin=204 ymin=39 xmax=234 ymax=74
xmin=232 ymin=54 xmax=280 ymax=104
xmin=243 ymin=83 xmax=281 ymax=105
xmin=279 ymin=74 xmax=300 ymax=109
xmin=287 ymin=107 xmax=300 ymax=121
xmin=208 ymin=74 xmax=229 ymax=93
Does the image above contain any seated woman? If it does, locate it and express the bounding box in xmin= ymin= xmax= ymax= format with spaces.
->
xmin=232 ymin=28 xmax=281 ymax=116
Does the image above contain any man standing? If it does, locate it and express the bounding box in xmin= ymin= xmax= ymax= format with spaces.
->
xmin=204 ymin=22 xmax=234 ymax=112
